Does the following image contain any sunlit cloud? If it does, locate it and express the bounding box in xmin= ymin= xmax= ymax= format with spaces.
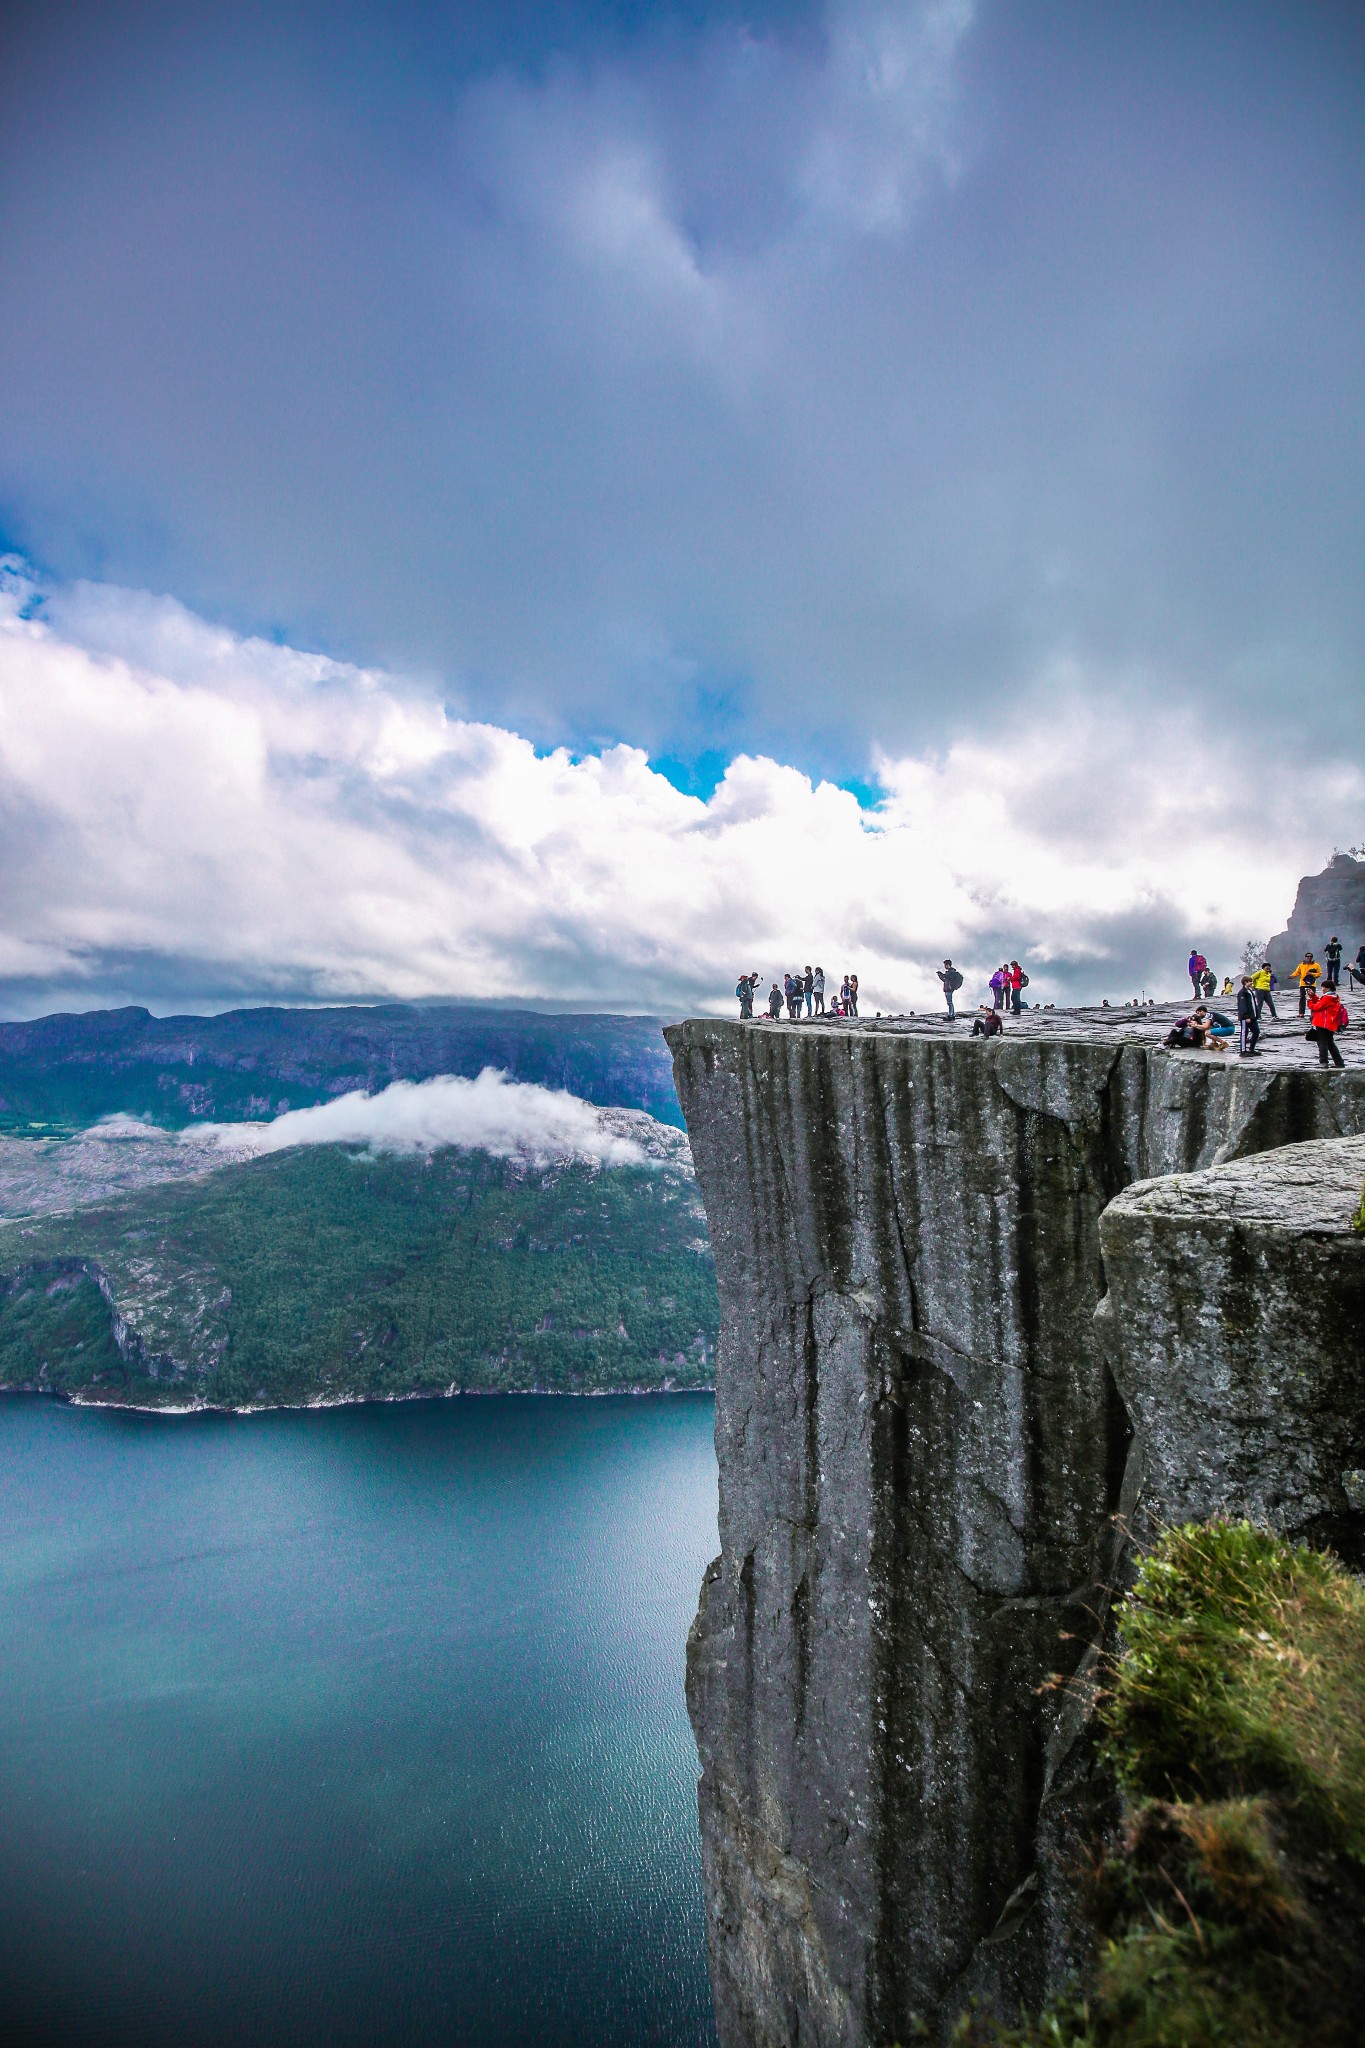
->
xmin=0 ymin=564 xmax=1356 ymax=1017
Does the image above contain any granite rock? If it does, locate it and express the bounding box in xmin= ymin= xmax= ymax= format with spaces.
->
xmin=1097 ymin=1133 xmax=1365 ymax=1564
xmin=666 ymin=1016 xmax=1365 ymax=2046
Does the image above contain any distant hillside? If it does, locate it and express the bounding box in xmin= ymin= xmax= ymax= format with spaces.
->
xmin=0 ymin=1140 xmax=716 ymax=1408
xmin=0 ymin=1002 xmax=682 ymax=1131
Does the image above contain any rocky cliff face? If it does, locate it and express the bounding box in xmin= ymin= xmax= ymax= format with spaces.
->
xmin=666 ymin=1013 xmax=1365 ymax=2045
xmin=1266 ymin=850 xmax=1365 ymax=979
xmin=1099 ymin=1132 xmax=1365 ymax=1565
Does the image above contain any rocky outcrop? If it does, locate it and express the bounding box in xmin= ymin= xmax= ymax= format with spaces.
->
xmin=1266 ymin=850 xmax=1365 ymax=980
xmin=1098 ymin=1133 xmax=1365 ymax=1566
xmin=666 ymin=1014 xmax=1365 ymax=2046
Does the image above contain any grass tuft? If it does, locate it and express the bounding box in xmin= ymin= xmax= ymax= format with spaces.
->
xmin=1104 ymin=1521 xmax=1365 ymax=1860
xmin=939 ymin=1522 xmax=1365 ymax=2047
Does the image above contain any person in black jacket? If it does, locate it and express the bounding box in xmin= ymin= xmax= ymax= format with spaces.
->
xmin=1324 ymin=937 xmax=1343 ymax=989
xmin=1236 ymin=977 xmax=1261 ymax=1057
xmin=937 ymin=960 xmax=963 ymax=1019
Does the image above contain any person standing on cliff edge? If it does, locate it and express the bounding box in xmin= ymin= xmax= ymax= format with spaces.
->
xmin=1308 ymin=985 xmax=1347 ymax=1068
xmin=937 ymin=960 xmax=962 ymax=1018
xmin=1291 ymin=950 xmax=1322 ymax=1016
xmin=1324 ymin=936 xmax=1343 ymax=990
xmin=1188 ymin=948 xmax=1206 ymax=999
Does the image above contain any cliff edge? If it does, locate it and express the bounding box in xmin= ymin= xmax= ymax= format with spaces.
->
xmin=666 ymin=1013 xmax=1365 ymax=2045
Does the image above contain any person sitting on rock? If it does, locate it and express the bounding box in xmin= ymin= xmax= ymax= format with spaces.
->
xmin=1308 ymin=986 xmax=1348 ymax=1069
xmin=1165 ymin=1006 xmax=1224 ymax=1052
xmin=971 ymin=1006 xmax=1003 ymax=1038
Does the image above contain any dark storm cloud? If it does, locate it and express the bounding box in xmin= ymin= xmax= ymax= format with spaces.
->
xmin=0 ymin=0 xmax=1362 ymax=781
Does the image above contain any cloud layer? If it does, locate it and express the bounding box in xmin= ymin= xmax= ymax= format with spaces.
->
xmin=1 ymin=562 xmax=1358 ymax=1016
xmin=1 ymin=1 xmax=1361 ymax=774
xmin=196 ymin=1071 xmax=652 ymax=1168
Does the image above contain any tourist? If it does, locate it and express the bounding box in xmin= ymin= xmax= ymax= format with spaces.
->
xmin=1350 ymin=945 xmax=1365 ymax=993
xmin=839 ymin=974 xmax=852 ymax=1014
xmin=1221 ymin=976 xmax=1235 ymax=997
xmin=1307 ymin=985 xmax=1348 ymax=1069
xmin=1251 ymin=962 xmax=1278 ymax=1020
xmin=937 ymin=959 xmax=963 ymax=1019
xmin=1236 ymin=978 xmax=1261 ymax=1057
xmin=736 ymin=972 xmax=759 ymax=1020
xmin=1008 ymin=960 xmax=1026 ymax=1014
xmin=803 ymin=966 xmax=814 ymax=1015
xmin=971 ymin=1006 xmax=1003 ymax=1039
xmin=1324 ymin=936 xmax=1343 ymax=990
xmin=1291 ymin=950 xmax=1322 ymax=1017
xmin=989 ymin=965 xmax=1005 ymax=1010
xmin=847 ymin=973 xmax=859 ymax=1016
xmin=812 ymin=965 xmax=826 ymax=1014
xmin=1164 ymin=1006 xmax=1223 ymax=1052
xmin=1187 ymin=949 xmax=1207 ymax=999
xmin=1200 ymin=966 xmax=1217 ymax=1000
xmin=767 ymin=981 xmax=783 ymax=1019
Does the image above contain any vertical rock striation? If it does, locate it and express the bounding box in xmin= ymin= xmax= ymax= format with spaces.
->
xmin=666 ymin=1017 xmax=1365 ymax=2046
xmin=1098 ymin=1133 xmax=1365 ymax=1564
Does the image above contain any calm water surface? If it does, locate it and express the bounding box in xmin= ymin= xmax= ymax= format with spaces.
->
xmin=0 ymin=1393 xmax=719 ymax=2047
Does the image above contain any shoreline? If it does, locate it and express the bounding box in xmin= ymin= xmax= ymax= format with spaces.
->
xmin=1 ymin=1380 xmax=716 ymax=1418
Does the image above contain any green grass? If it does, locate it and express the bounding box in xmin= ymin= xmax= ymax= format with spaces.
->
xmin=949 ymin=1523 xmax=1365 ymax=2048
xmin=0 ymin=1143 xmax=718 ymax=1406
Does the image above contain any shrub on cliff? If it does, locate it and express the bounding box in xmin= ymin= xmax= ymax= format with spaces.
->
xmin=956 ymin=1522 xmax=1365 ymax=2048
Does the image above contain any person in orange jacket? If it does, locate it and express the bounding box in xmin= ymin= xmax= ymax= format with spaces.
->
xmin=1290 ymin=951 xmax=1322 ymax=1017
xmin=1307 ymin=986 xmax=1347 ymax=1068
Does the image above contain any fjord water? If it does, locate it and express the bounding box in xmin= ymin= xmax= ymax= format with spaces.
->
xmin=0 ymin=1394 xmax=719 ymax=2047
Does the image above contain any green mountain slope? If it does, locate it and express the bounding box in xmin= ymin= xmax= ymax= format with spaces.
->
xmin=0 ymin=1002 xmax=683 ymax=1130
xmin=0 ymin=1143 xmax=717 ymax=1408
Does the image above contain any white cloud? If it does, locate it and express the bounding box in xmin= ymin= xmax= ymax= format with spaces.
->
xmin=0 ymin=563 xmax=1359 ymax=1016
xmin=193 ymin=1071 xmax=652 ymax=1168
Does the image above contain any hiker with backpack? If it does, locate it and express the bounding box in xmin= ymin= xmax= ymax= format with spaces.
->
xmin=1008 ymin=961 xmax=1028 ymax=1014
xmin=1324 ymin=937 xmax=1343 ymax=990
xmin=736 ymin=972 xmax=759 ymax=1020
xmin=937 ymin=960 xmax=963 ymax=1019
xmin=989 ymin=966 xmax=1006 ymax=1010
xmin=1187 ymin=949 xmax=1207 ymax=999
xmin=1291 ymin=951 xmax=1322 ymax=1016
xmin=1307 ymin=986 xmax=1348 ymax=1068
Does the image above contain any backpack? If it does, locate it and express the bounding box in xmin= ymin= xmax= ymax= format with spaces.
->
xmin=1017 ymin=971 xmax=1030 ymax=989
xmin=945 ymin=968 xmax=963 ymax=991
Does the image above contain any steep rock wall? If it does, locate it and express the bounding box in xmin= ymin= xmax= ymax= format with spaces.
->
xmin=1099 ymin=1133 xmax=1365 ymax=1563
xmin=666 ymin=1019 xmax=1365 ymax=2046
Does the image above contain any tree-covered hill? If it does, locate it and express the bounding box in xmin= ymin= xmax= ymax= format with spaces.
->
xmin=0 ymin=1142 xmax=717 ymax=1409
xmin=0 ymin=1002 xmax=682 ymax=1131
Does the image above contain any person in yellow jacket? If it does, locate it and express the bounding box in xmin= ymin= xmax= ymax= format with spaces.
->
xmin=1290 ymin=951 xmax=1321 ymax=1017
xmin=1251 ymin=962 xmax=1278 ymax=1021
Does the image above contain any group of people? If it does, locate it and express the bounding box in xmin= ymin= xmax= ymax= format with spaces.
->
xmin=736 ymin=968 xmax=860 ymax=1021
xmin=1174 ymin=939 xmax=1358 ymax=1067
xmin=935 ymin=959 xmax=1029 ymax=1021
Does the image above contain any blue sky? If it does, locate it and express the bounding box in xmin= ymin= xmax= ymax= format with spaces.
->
xmin=0 ymin=2 xmax=1361 ymax=1011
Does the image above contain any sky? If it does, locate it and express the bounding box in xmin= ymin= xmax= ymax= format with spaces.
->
xmin=0 ymin=0 xmax=1361 ymax=1017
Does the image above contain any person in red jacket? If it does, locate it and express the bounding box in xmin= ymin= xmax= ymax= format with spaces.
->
xmin=1308 ymin=987 xmax=1348 ymax=1068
